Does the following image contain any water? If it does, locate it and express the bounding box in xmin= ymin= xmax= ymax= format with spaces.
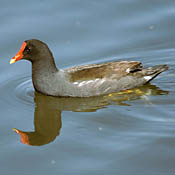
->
xmin=0 ymin=0 xmax=175 ymax=174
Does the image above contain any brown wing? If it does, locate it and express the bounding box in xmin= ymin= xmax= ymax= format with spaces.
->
xmin=66 ymin=61 xmax=142 ymax=82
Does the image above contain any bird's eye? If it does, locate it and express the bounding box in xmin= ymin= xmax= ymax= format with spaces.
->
xmin=25 ymin=46 xmax=31 ymax=53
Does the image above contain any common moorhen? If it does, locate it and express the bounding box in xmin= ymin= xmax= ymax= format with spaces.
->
xmin=10 ymin=39 xmax=168 ymax=97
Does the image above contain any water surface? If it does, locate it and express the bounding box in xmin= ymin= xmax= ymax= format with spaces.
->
xmin=0 ymin=0 xmax=175 ymax=174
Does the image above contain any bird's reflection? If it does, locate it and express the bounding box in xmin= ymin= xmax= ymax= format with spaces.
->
xmin=13 ymin=84 xmax=168 ymax=146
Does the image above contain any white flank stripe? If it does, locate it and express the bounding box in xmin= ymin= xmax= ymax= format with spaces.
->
xmin=126 ymin=68 xmax=130 ymax=73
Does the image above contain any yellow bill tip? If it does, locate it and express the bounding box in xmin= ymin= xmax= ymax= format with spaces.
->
xmin=10 ymin=59 xmax=16 ymax=64
xmin=12 ymin=128 xmax=18 ymax=133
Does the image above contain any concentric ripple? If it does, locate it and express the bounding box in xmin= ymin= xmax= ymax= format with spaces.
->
xmin=0 ymin=76 xmax=34 ymax=106
xmin=14 ymin=78 xmax=34 ymax=105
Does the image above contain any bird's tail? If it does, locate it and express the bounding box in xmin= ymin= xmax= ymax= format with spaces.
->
xmin=142 ymin=64 xmax=168 ymax=82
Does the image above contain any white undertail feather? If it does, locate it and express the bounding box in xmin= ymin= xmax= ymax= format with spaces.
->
xmin=144 ymin=76 xmax=152 ymax=81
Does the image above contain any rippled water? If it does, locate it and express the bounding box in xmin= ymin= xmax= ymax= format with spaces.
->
xmin=0 ymin=0 xmax=175 ymax=174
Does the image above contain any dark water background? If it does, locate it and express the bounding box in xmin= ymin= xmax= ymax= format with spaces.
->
xmin=0 ymin=0 xmax=175 ymax=174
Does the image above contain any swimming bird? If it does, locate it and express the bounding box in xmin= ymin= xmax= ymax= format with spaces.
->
xmin=10 ymin=39 xmax=168 ymax=97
